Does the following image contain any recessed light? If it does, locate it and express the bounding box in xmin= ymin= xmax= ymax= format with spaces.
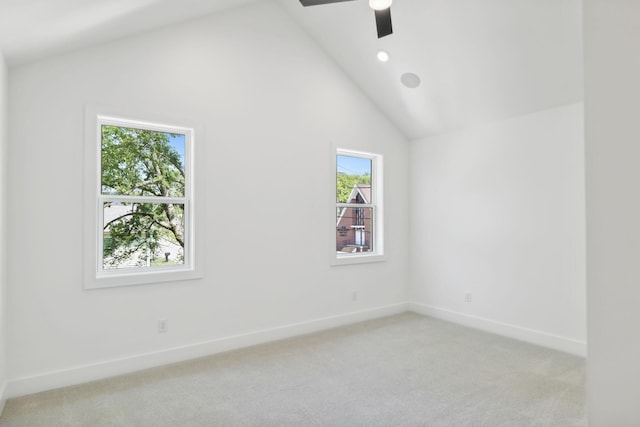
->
xmin=377 ymin=50 xmax=390 ymax=62
xmin=401 ymin=72 xmax=421 ymax=88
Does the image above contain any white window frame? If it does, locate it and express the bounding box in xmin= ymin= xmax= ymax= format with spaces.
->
xmin=332 ymin=147 xmax=385 ymax=266
xmin=84 ymin=105 xmax=203 ymax=289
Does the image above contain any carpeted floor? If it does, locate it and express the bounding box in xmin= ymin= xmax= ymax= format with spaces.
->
xmin=0 ymin=313 xmax=586 ymax=426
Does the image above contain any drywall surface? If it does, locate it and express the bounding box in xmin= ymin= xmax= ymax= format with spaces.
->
xmin=410 ymin=104 xmax=586 ymax=355
xmin=0 ymin=52 xmax=8 ymax=409
xmin=6 ymin=1 xmax=409 ymax=394
xmin=584 ymin=1 xmax=640 ymax=424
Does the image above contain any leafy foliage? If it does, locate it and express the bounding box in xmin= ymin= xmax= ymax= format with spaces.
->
xmin=101 ymin=126 xmax=185 ymax=268
xmin=101 ymin=126 xmax=184 ymax=197
xmin=336 ymin=172 xmax=371 ymax=203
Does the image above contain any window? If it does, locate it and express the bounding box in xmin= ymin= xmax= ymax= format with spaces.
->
xmin=334 ymin=148 xmax=384 ymax=264
xmin=84 ymin=108 xmax=202 ymax=288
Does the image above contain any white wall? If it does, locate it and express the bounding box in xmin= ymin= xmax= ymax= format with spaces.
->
xmin=410 ymin=104 xmax=586 ymax=355
xmin=0 ymin=51 xmax=8 ymax=410
xmin=6 ymin=1 xmax=409 ymax=396
xmin=584 ymin=1 xmax=640 ymax=424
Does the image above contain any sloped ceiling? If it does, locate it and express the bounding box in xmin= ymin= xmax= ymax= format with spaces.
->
xmin=280 ymin=0 xmax=583 ymax=139
xmin=0 ymin=0 xmax=583 ymax=140
xmin=0 ymin=0 xmax=257 ymax=64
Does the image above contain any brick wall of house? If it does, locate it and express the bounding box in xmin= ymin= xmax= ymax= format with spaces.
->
xmin=335 ymin=186 xmax=372 ymax=252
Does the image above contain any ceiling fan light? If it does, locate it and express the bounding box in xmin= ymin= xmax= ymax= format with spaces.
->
xmin=369 ymin=0 xmax=392 ymax=11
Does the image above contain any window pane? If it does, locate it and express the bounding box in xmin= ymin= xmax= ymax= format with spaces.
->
xmin=101 ymin=125 xmax=185 ymax=197
xmin=336 ymin=155 xmax=372 ymax=203
xmin=103 ymin=202 xmax=185 ymax=270
xmin=336 ymin=207 xmax=373 ymax=253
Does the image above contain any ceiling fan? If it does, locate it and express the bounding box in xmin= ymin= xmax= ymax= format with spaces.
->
xmin=299 ymin=0 xmax=393 ymax=39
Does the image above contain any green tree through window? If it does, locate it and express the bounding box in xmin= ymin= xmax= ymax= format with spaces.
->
xmin=336 ymin=172 xmax=371 ymax=203
xmin=101 ymin=125 xmax=188 ymax=269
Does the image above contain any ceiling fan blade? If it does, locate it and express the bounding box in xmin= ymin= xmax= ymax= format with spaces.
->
xmin=299 ymin=0 xmax=356 ymax=6
xmin=374 ymin=8 xmax=393 ymax=38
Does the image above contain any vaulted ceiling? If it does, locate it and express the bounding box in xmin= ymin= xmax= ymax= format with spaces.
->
xmin=0 ymin=0 xmax=583 ymax=140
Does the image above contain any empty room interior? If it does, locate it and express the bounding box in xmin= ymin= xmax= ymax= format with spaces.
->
xmin=0 ymin=0 xmax=638 ymax=425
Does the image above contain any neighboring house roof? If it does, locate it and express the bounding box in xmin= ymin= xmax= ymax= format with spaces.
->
xmin=336 ymin=184 xmax=371 ymax=226
xmin=352 ymin=184 xmax=371 ymax=204
xmin=103 ymin=204 xmax=135 ymax=229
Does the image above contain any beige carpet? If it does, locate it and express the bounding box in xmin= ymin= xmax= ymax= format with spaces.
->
xmin=0 ymin=313 xmax=586 ymax=426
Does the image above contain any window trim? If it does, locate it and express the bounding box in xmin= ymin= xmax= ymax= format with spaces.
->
xmin=84 ymin=105 xmax=204 ymax=289
xmin=332 ymin=147 xmax=385 ymax=266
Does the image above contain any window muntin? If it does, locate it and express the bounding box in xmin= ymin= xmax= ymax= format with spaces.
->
xmin=96 ymin=116 xmax=193 ymax=277
xmin=335 ymin=150 xmax=382 ymax=261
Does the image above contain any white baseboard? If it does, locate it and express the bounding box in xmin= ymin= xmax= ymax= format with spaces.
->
xmin=408 ymin=303 xmax=586 ymax=357
xmin=6 ymin=301 xmax=585 ymax=399
xmin=7 ymin=302 xmax=409 ymax=399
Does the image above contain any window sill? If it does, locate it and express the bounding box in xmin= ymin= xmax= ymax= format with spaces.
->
xmin=84 ymin=267 xmax=202 ymax=290
xmin=331 ymin=253 xmax=386 ymax=267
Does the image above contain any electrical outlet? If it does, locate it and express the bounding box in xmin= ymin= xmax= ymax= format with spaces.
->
xmin=158 ymin=319 xmax=168 ymax=333
xmin=465 ymin=292 xmax=472 ymax=303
